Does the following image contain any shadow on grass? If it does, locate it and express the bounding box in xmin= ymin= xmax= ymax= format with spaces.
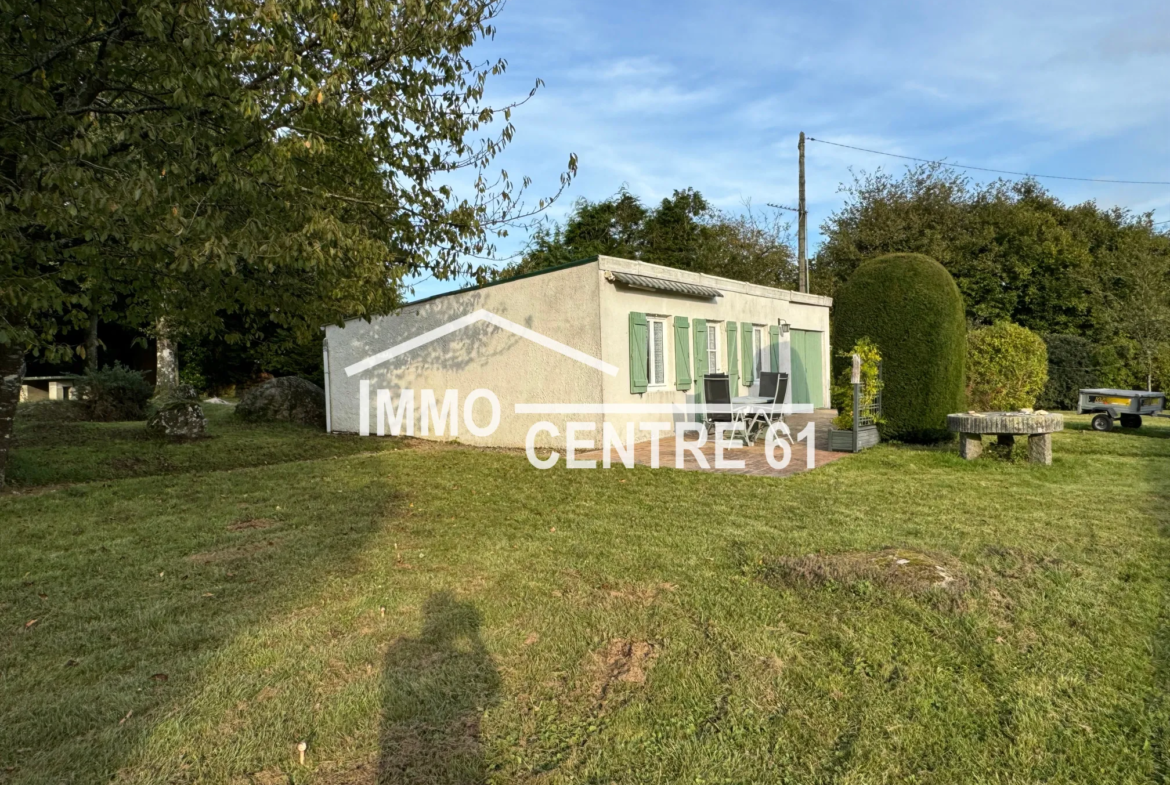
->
xmin=1064 ymin=420 xmax=1170 ymax=439
xmin=0 ymin=456 xmax=402 ymax=783
xmin=378 ymin=592 xmax=500 ymax=784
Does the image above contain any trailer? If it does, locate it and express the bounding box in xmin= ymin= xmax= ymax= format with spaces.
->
xmin=1077 ymin=388 xmax=1167 ymax=431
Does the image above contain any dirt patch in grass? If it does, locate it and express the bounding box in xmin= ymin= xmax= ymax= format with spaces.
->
xmin=759 ymin=548 xmax=967 ymax=596
xmin=227 ymin=517 xmax=279 ymax=531
xmin=187 ymin=539 xmax=280 ymax=564
xmin=592 ymin=639 xmax=658 ymax=701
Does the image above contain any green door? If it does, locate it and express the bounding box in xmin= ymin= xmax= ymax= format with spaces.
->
xmin=790 ymin=329 xmax=824 ymax=408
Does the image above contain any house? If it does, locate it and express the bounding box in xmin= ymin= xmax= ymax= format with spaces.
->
xmin=323 ymin=255 xmax=832 ymax=447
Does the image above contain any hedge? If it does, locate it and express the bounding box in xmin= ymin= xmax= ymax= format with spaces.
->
xmin=832 ymin=253 xmax=966 ymax=442
xmin=966 ymin=322 xmax=1047 ymax=411
xmin=1038 ymin=334 xmax=1097 ymax=410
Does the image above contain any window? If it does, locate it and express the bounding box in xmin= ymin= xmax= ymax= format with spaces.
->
xmin=647 ymin=317 xmax=667 ymax=387
xmin=707 ymin=323 xmax=719 ymax=372
xmin=753 ymin=326 xmax=764 ymax=372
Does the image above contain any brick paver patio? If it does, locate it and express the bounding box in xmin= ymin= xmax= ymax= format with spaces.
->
xmin=578 ymin=410 xmax=852 ymax=478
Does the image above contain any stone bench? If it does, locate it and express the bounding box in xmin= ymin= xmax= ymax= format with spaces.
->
xmin=946 ymin=412 xmax=1063 ymax=465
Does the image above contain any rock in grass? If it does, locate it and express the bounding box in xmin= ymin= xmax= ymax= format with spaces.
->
xmin=146 ymin=399 xmax=208 ymax=439
xmin=235 ymin=376 xmax=326 ymax=427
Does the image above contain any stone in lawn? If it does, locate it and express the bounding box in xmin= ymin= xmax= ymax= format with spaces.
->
xmin=236 ymin=376 xmax=326 ymax=427
xmin=147 ymin=400 xmax=208 ymax=439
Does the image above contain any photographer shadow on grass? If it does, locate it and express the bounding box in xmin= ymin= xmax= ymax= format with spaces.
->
xmin=378 ymin=592 xmax=501 ymax=784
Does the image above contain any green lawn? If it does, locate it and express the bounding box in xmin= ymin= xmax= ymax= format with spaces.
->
xmin=2 ymin=404 xmax=1168 ymax=783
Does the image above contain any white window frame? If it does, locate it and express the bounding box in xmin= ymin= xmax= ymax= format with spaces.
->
xmin=647 ymin=317 xmax=669 ymax=389
xmin=707 ymin=322 xmax=720 ymax=373
xmin=753 ymin=326 xmax=765 ymax=372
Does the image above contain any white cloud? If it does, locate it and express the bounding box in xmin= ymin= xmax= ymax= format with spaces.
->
xmin=421 ymin=0 xmax=1170 ymax=291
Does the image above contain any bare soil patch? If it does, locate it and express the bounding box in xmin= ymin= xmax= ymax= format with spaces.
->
xmin=592 ymin=639 xmax=658 ymax=701
xmin=759 ymin=548 xmax=967 ymax=595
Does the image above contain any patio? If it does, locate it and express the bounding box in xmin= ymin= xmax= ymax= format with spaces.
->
xmin=580 ymin=410 xmax=851 ymax=478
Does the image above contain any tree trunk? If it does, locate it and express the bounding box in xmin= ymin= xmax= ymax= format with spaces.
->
xmin=85 ymin=313 xmax=100 ymax=373
xmin=156 ymin=319 xmax=179 ymax=393
xmin=0 ymin=342 xmax=26 ymax=490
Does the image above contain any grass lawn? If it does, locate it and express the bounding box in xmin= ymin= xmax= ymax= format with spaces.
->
xmin=2 ymin=403 xmax=1168 ymax=783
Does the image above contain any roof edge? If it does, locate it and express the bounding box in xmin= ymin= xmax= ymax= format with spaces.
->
xmin=328 ymin=256 xmax=601 ymax=327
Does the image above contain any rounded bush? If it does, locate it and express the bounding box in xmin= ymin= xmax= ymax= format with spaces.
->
xmin=832 ymin=253 xmax=966 ymax=442
xmin=73 ymin=363 xmax=154 ymax=421
xmin=966 ymin=322 xmax=1048 ymax=411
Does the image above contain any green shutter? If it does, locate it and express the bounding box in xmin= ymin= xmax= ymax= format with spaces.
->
xmin=769 ymin=325 xmax=781 ymax=372
xmin=741 ymin=322 xmax=753 ymax=387
xmin=629 ymin=312 xmax=648 ymax=394
xmin=726 ymin=321 xmax=739 ymax=392
xmin=673 ymin=316 xmax=691 ymax=391
xmin=692 ymin=318 xmax=707 ymax=416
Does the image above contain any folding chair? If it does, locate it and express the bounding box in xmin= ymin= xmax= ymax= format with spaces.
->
xmin=702 ymin=374 xmax=748 ymax=444
xmin=747 ymin=372 xmax=794 ymax=445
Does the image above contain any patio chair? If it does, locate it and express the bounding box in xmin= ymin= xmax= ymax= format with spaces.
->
xmin=702 ymin=374 xmax=748 ymax=443
xmin=757 ymin=371 xmax=779 ymax=402
xmin=746 ymin=372 xmax=794 ymax=444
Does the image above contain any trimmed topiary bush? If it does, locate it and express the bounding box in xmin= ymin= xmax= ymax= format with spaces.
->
xmin=72 ymin=363 xmax=154 ymax=421
xmin=966 ymin=322 xmax=1047 ymax=411
xmin=1038 ymin=334 xmax=1098 ymax=410
xmin=832 ymin=253 xmax=966 ymax=442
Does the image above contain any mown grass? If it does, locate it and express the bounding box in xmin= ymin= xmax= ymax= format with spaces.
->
xmin=1 ymin=406 xmax=1168 ymax=783
xmin=5 ymin=403 xmax=402 ymax=488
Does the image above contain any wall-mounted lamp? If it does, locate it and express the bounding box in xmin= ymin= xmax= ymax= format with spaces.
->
xmin=777 ymin=319 xmax=790 ymax=335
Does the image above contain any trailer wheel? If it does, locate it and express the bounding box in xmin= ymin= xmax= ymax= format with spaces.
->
xmin=1091 ymin=413 xmax=1113 ymax=432
xmin=1120 ymin=414 xmax=1142 ymax=429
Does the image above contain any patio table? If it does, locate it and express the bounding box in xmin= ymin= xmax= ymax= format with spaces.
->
xmin=732 ymin=396 xmax=773 ymax=445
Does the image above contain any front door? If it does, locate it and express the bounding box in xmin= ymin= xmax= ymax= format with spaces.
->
xmin=789 ymin=329 xmax=824 ymax=408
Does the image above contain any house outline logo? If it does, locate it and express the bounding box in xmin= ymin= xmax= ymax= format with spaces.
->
xmin=343 ymin=308 xmax=620 ymax=378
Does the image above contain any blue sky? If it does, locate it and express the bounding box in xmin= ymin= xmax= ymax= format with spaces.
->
xmin=407 ymin=0 xmax=1170 ymax=300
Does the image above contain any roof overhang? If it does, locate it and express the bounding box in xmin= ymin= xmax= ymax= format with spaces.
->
xmin=605 ymin=270 xmax=723 ymax=299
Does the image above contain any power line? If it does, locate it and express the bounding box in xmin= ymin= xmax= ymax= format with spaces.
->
xmin=807 ymin=137 xmax=1170 ymax=186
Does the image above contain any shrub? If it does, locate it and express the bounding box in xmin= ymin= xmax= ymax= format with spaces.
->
xmin=72 ymin=363 xmax=154 ymax=421
xmin=832 ymin=253 xmax=966 ymax=442
xmin=1038 ymin=334 xmax=1097 ymax=410
xmin=966 ymin=322 xmax=1047 ymax=411
xmin=831 ymin=337 xmax=884 ymax=430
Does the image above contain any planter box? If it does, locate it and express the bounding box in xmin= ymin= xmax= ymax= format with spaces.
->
xmin=828 ymin=425 xmax=880 ymax=453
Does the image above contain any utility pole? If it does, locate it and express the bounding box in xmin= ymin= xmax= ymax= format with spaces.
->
xmin=798 ymin=131 xmax=807 ymax=293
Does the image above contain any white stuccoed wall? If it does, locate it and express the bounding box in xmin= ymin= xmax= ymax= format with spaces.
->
xmin=324 ymin=256 xmax=833 ymax=448
xmin=325 ymin=260 xmax=605 ymax=447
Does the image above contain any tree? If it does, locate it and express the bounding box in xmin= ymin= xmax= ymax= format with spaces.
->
xmin=498 ymin=188 xmax=796 ymax=287
xmin=816 ymin=165 xmax=1170 ymax=391
xmin=815 ymin=166 xmax=1097 ymax=334
xmin=0 ymin=0 xmax=574 ymax=487
xmin=1094 ymin=236 xmax=1170 ymax=391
